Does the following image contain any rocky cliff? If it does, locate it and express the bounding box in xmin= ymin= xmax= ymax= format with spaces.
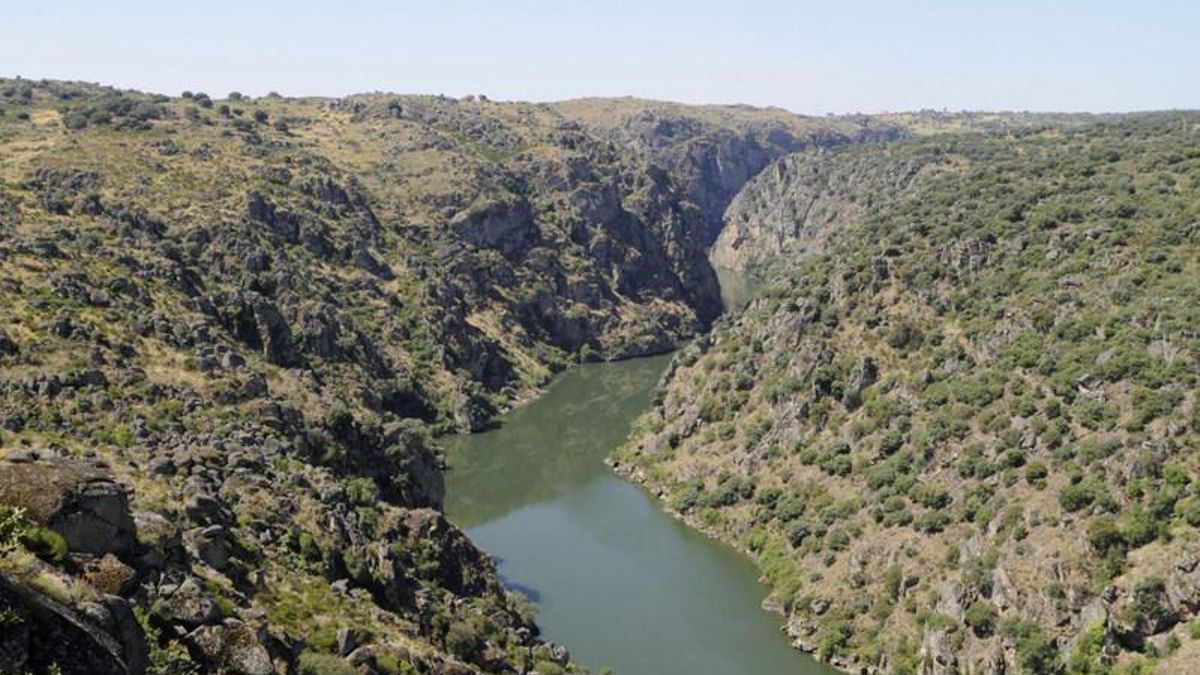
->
xmin=617 ymin=115 xmax=1200 ymax=674
xmin=0 ymin=78 xmax=899 ymax=674
xmin=710 ymin=144 xmax=952 ymax=272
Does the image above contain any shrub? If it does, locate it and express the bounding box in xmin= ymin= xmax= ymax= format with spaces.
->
xmin=1059 ymin=481 xmax=1099 ymax=512
xmin=1174 ymin=497 xmax=1200 ymax=527
xmin=913 ymin=484 xmax=952 ymax=509
xmin=670 ymin=481 xmax=702 ymax=513
xmin=346 ymin=478 xmax=379 ymax=507
xmin=1025 ymin=462 xmax=1049 ymax=487
xmin=21 ymin=527 xmax=68 ymax=564
xmin=1086 ymin=516 xmax=1125 ymax=556
xmin=1120 ymin=507 xmax=1164 ymax=548
xmin=915 ymin=510 xmax=951 ymax=533
xmin=1002 ymin=618 xmax=1061 ymax=674
xmin=883 ymin=565 xmax=904 ymax=600
xmin=964 ymin=600 xmax=997 ymax=637
xmin=445 ymin=618 xmax=487 ymax=662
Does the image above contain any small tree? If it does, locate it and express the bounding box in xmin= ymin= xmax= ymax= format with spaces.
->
xmin=1086 ymin=515 xmax=1125 ymax=556
xmin=0 ymin=506 xmax=28 ymax=554
xmin=964 ymin=600 xmax=996 ymax=637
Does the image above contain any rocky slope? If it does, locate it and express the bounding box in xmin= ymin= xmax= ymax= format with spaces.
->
xmin=0 ymin=78 xmax=900 ymax=675
xmin=617 ymin=115 xmax=1200 ymax=674
xmin=710 ymin=143 xmax=954 ymax=272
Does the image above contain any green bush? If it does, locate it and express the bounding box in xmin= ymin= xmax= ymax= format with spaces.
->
xmin=670 ymin=481 xmax=703 ymax=513
xmin=21 ymin=527 xmax=68 ymax=564
xmin=964 ymin=600 xmax=997 ymax=637
xmin=914 ymin=510 xmax=951 ymax=533
xmin=1086 ymin=516 xmax=1125 ymax=556
xmin=913 ymin=484 xmax=952 ymax=509
xmin=1174 ymin=497 xmax=1200 ymax=527
xmin=1120 ymin=507 xmax=1164 ymax=548
xmin=445 ymin=616 xmax=490 ymax=662
xmin=1059 ymin=481 xmax=1101 ymax=512
xmin=1024 ymin=462 xmax=1049 ymax=486
xmin=1002 ymin=618 xmax=1061 ymax=674
xmin=883 ymin=565 xmax=904 ymax=600
xmin=346 ymin=477 xmax=379 ymax=507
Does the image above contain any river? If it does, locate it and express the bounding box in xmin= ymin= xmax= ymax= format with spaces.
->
xmin=443 ymin=353 xmax=838 ymax=675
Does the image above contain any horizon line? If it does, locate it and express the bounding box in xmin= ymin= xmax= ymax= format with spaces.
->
xmin=5 ymin=72 xmax=1197 ymax=119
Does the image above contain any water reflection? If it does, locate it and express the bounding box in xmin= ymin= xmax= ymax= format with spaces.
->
xmin=443 ymin=354 xmax=670 ymax=528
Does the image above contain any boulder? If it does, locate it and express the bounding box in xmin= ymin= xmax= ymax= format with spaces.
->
xmin=186 ymin=622 xmax=274 ymax=675
xmin=184 ymin=494 xmax=234 ymax=527
xmin=184 ymin=525 xmax=234 ymax=571
xmin=0 ymin=459 xmax=136 ymax=557
xmin=155 ymin=577 xmax=221 ymax=628
xmin=77 ymin=596 xmax=150 ymax=675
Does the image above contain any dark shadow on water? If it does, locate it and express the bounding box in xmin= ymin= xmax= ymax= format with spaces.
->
xmin=498 ymin=576 xmax=544 ymax=604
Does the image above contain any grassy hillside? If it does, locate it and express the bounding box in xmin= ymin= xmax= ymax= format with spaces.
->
xmin=617 ymin=114 xmax=1200 ymax=674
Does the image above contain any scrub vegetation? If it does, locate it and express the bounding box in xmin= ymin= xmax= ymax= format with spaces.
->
xmin=619 ymin=114 xmax=1200 ymax=674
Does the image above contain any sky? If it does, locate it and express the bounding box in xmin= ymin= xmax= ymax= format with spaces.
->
xmin=3 ymin=0 xmax=1198 ymax=114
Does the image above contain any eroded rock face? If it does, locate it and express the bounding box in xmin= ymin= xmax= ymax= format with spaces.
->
xmin=0 ymin=459 xmax=136 ymax=556
xmin=0 ymin=575 xmax=134 ymax=675
xmin=711 ymin=143 xmax=943 ymax=272
xmin=450 ymin=197 xmax=539 ymax=257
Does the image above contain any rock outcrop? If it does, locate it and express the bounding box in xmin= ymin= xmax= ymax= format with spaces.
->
xmin=0 ymin=459 xmax=136 ymax=557
xmin=0 ymin=575 xmax=134 ymax=675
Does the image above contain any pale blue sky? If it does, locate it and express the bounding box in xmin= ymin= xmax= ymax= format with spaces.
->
xmin=3 ymin=1 xmax=1197 ymax=114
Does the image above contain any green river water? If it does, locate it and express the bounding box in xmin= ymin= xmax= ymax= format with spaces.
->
xmin=443 ymin=352 xmax=838 ymax=675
